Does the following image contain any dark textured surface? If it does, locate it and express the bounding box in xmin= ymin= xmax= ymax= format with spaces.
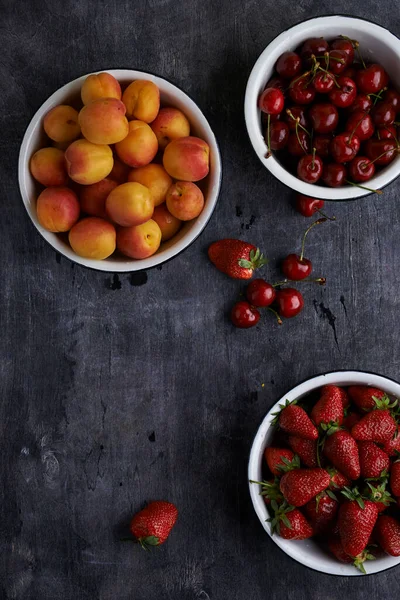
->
xmin=1 ymin=1 xmax=400 ymax=598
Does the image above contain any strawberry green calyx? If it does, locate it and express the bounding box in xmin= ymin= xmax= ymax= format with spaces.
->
xmin=276 ymin=454 xmax=301 ymax=473
xmin=365 ymin=481 xmax=395 ymax=507
xmin=137 ymin=535 xmax=160 ymax=550
xmin=353 ymin=548 xmax=376 ymax=574
xmin=249 ymin=478 xmax=284 ymax=503
xmin=341 ymin=486 xmax=365 ymax=509
xmin=320 ymin=421 xmax=342 ymax=436
xmin=271 ymin=399 xmax=296 ymax=426
xmin=372 ymin=394 xmax=398 ymax=411
xmin=238 ymin=248 xmax=268 ymax=271
xmin=267 ymin=500 xmax=295 ymax=535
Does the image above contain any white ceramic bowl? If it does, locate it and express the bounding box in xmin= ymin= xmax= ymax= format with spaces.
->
xmin=248 ymin=370 xmax=400 ymax=576
xmin=245 ymin=16 xmax=400 ymax=200
xmin=19 ymin=69 xmax=222 ymax=272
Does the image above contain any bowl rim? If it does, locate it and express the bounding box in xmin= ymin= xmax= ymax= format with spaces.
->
xmin=248 ymin=368 xmax=400 ymax=576
xmin=244 ymin=14 xmax=400 ymax=201
xmin=18 ymin=68 xmax=222 ymax=273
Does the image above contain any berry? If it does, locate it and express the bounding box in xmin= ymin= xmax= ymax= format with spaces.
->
xmin=343 ymin=411 xmax=361 ymax=431
xmin=301 ymin=37 xmax=329 ymax=62
xmin=371 ymin=101 xmax=396 ymax=127
xmin=295 ymin=194 xmax=324 ymax=217
xmin=375 ymin=516 xmax=400 ymax=556
xmin=308 ymin=103 xmax=339 ymax=134
xmin=276 ymin=51 xmax=302 ymax=78
xmin=328 ymin=536 xmax=375 ymax=573
xmin=284 ymin=106 xmax=308 ymax=131
xmin=349 ymin=156 xmax=375 ymax=183
xmin=385 ymin=89 xmax=400 ymax=110
xmin=313 ymin=134 xmax=332 ymax=158
xmin=269 ymin=504 xmax=314 ymax=539
xmin=321 ymin=163 xmax=347 ymax=187
xmin=331 ymin=38 xmax=355 ymax=64
xmin=356 ymin=64 xmax=389 ymax=94
xmin=327 ymin=467 xmax=351 ymax=490
xmin=345 ymin=110 xmax=374 ymax=141
xmin=130 ymin=501 xmax=178 ymax=548
xmin=330 ymin=132 xmax=360 ymax=163
xmin=281 ymin=254 xmax=312 ymax=280
xmin=358 ymin=441 xmax=390 ymax=479
xmin=297 ymin=153 xmax=323 ymax=183
xmin=390 ymin=460 xmax=400 ymax=497
xmin=347 ymin=386 xmax=386 ymax=412
xmin=264 ymin=446 xmax=295 ymax=476
xmin=259 ymin=87 xmax=285 ymax=114
xmin=338 ymin=497 xmax=378 ymax=557
xmin=328 ymin=49 xmax=348 ymax=75
xmin=382 ymin=430 xmax=400 ymax=456
xmin=231 ymin=301 xmax=260 ymax=329
xmin=275 ymin=401 xmax=318 ymax=440
xmin=364 ymin=138 xmax=397 ymax=166
xmin=208 ymin=239 xmax=268 ymax=280
xmin=276 ymin=288 xmax=304 ymax=318
xmin=279 ymin=468 xmax=330 ymax=506
xmin=352 ymin=409 xmax=397 ymax=443
xmin=268 ymin=121 xmax=290 ymax=150
xmin=289 ymin=77 xmax=316 ymax=105
xmin=347 ymin=94 xmax=372 ymax=114
xmin=329 ymin=76 xmax=357 ymax=108
xmin=246 ymin=279 xmax=276 ymax=307
xmin=313 ymin=71 xmax=336 ymax=93
xmin=310 ymin=385 xmax=344 ymax=427
xmin=288 ymin=436 xmax=317 ymax=467
xmin=377 ymin=124 xmax=397 ymax=140
xmin=304 ymin=492 xmax=338 ymax=534
xmin=323 ymin=430 xmax=361 ymax=480
xmin=287 ymin=130 xmax=311 ymax=156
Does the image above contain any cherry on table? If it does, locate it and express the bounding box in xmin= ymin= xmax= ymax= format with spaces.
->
xmin=377 ymin=125 xmax=397 ymax=140
xmin=276 ymin=288 xmax=305 ymax=318
xmin=345 ymin=110 xmax=374 ymax=141
xmin=349 ymin=156 xmax=375 ymax=182
xmin=331 ymin=38 xmax=355 ymax=64
xmin=295 ymin=194 xmax=324 ymax=217
xmin=276 ymin=51 xmax=302 ymax=78
xmin=328 ymin=76 xmax=357 ymax=108
xmin=297 ymin=152 xmax=323 ymax=183
xmin=282 ymin=254 xmax=312 ymax=280
xmin=330 ymin=132 xmax=360 ymax=163
xmin=284 ymin=106 xmax=308 ymax=131
xmin=321 ymin=163 xmax=347 ymax=187
xmin=308 ymin=103 xmax=339 ymax=134
xmin=259 ymin=87 xmax=285 ymax=114
xmin=246 ymin=279 xmax=276 ymax=307
xmin=364 ymin=139 xmax=398 ymax=165
xmin=313 ymin=72 xmax=335 ymax=93
xmin=289 ymin=77 xmax=316 ymax=104
xmin=385 ymin=89 xmax=400 ymax=110
xmin=328 ymin=49 xmax=348 ymax=75
xmin=371 ymin=101 xmax=396 ymax=127
xmin=314 ymin=134 xmax=332 ymax=158
xmin=356 ymin=64 xmax=389 ymax=94
xmin=347 ymin=94 xmax=372 ymax=114
xmin=287 ymin=130 xmax=311 ymax=156
xmin=231 ymin=301 xmax=260 ymax=329
xmin=268 ymin=121 xmax=290 ymax=151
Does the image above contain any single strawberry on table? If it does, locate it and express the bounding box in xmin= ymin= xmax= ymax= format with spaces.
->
xmin=338 ymin=490 xmax=378 ymax=557
xmin=273 ymin=400 xmax=318 ymax=440
xmin=279 ymin=467 xmax=330 ymax=506
xmin=130 ymin=501 xmax=178 ymax=549
xmin=208 ymin=239 xmax=268 ymax=279
xmin=375 ymin=515 xmax=400 ymax=556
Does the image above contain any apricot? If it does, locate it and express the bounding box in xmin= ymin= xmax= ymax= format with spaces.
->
xmin=78 ymin=98 xmax=129 ymax=145
xmin=65 ymin=139 xmax=113 ymax=185
xmin=152 ymin=204 xmax=182 ymax=241
xmin=122 ymin=80 xmax=160 ymax=123
xmin=69 ymin=217 xmax=116 ymax=260
xmin=109 ymin=157 xmax=131 ymax=183
xmin=114 ymin=120 xmax=158 ymax=168
xmin=43 ymin=105 xmax=81 ymax=143
xmin=166 ymin=181 xmax=204 ymax=221
xmin=150 ymin=107 xmax=190 ymax=149
xmin=106 ymin=182 xmax=153 ymax=226
xmin=163 ymin=136 xmax=209 ymax=181
xmin=117 ymin=219 xmax=161 ymax=259
xmin=80 ymin=178 xmax=118 ymax=218
xmin=36 ymin=186 xmax=80 ymax=232
xmin=30 ymin=147 xmax=69 ymax=187
xmin=127 ymin=163 xmax=172 ymax=206
xmin=81 ymin=72 xmax=122 ymax=105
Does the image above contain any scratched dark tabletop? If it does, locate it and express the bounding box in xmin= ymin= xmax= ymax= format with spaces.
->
xmin=2 ymin=1 xmax=400 ymax=598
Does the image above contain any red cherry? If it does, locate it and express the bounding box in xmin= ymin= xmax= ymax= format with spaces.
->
xmin=309 ymin=103 xmax=339 ymax=134
xmin=246 ymin=279 xmax=276 ymax=307
xmin=313 ymin=72 xmax=335 ymax=93
xmin=329 ymin=76 xmax=357 ymax=108
xmin=265 ymin=76 xmax=286 ymax=94
xmin=276 ymin=288 xmax=304 ymax=318
xmin=314 ymin=134 xmax=332 ymax=158
xmin=356 ymin=64 xmax=389 ymax=94
xmin=282 ymin=254 xmax=312 ymax=280
xmin=347 ymin=94 xmax=372 ymax=114
xmin=289 ymin=77 xmax=316 ymax=105
xmin=284 ymin=106 xmax=308 ymax=131
xmin=343 ymin=66 xmax=358 ymax=79
xmin=364 ymin=139 xmax=398 ymax=165
xmin=268 ymin=121 xmax=290 ymax=150
xmin=301 ymin=37 xmax=329 ymax=62
xmin=297 ymin=153 xmax=323 ymax=183
xmin=349 ymin=156 xmax=375 ymax=182
xmin=295 ymin=194 xmax=324 ymax=217
xmin=321 ymin=163 xmax=347 ymax=187
xmin=345 ymin=110 xmax=374 ymax=141
xmin=328 ymin=49 xmax=348 ymax=75
xmin=259 ymin=87 xmax=285 ymax=114
xmin=331 ymin=38 xmax=355 ymax=64
xmin=276 ymin=51 xmax=302 ymax=78
xmin=330 ymin=133 xmax=360 ymax=163
xmin=371 ymin=101 xmax=396 ymax=126
xmin=385 ymin=89 xmax=400 ymax=111
xmin=231 ymin=301 xmax=260 ymax=329
xmin=377 ymin=125 xmax=397 ymax=140
xmin=287 ymin=130 xmax=311 ymax=156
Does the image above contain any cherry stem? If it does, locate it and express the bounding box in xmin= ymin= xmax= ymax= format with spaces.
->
xmin=272 ymin=277 xmax=326 ymax=288
xmin=286 ymin=110 xmax=311 ymax=137
xmin=317 ymin=66 xmax=340 ymax=88
xmin=339 ymin=34 xmax=360 ymax=50
xmin=345 ymin=179 xmax=383 ymax=194
xmin=318 ymin=209 xmax=336 ymax=221
xmin=370 ymin=88 xmax=387 ymax=106
xmin=356 ymin=46 xmax=366 ymax=69
xmin=348 ymin=112 xmax=367 ymax=145
xmin=267 ymin=307 xmax=283 ymax=325
xmin=311 ymin=147 xmax=316 ymax=170
xmin=289 ymin=69 xmax=311 ymax=88
xmin=368 ymin=147 xmax=399 ymax=166
xmin=316 ymin=53 xmax=345 ymax=64
xmin=295 ymin=120 xmax=308 ymax=155
xmin=300 ymin=217 xmax=326 ymax=262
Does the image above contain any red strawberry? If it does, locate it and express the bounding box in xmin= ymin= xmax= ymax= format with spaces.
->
xmin=304 ymin=492 xmax=338 ymax=534
xmin=328 ymin=537 xmax=376 ymax=573
xmin=390 ymin=460 xmax=400 ymax=497
xmin=208 ymin=239 xmax=268 ymax=279
xmin=352 ymin=409 xmax=397 ymax=443
xmin=310 ymin=385 xmax=344 ymax=427
xmin=338 ymin=496 xmax=378 ymax=557
xmin=358 ymin=441 xmax=390 ymax=479
xmin=269 ymin=503 xmax=313 ymax=539
xmin=323 ymin=430 xmax=361 ymax=480
xmin=343 ymin=411 xmax=361 ymax=431
xmin=348 ymin=386 xmax=386 ymax=412
xmin=382 ymin=429 xmax=400 ymax=456
xmin=274 ymin=401 xmax=318 ymax=440
xmin=130 ymin=501 xmax=178 ymax=548
xmin=288 ymin=435 xmax=317 ymax=467
xmin=279 ymin=468 xmax=330 ymax=506
xmin=365 ymin=480 xmax=395 ymax=512
xmin=375 ymin=515 xmax=400 ymax=556
xmin=327 ymin=467 xmax=351 ymax=490
xmin=264 ymin=447 xmax=295 ymax=476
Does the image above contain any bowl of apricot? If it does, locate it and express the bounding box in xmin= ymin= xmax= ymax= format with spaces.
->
xmin=19 ymin=69 xmax=222 ymax=271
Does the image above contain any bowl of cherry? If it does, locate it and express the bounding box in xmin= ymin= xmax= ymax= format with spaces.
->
xmin=245 ymin=16 xmax=400 ymax=200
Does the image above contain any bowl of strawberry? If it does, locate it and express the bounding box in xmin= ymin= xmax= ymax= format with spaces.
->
xmin=248 ymin=371 xmax=400 ymax=575
xmin=245 ymin=16 xmax=400 ymax=200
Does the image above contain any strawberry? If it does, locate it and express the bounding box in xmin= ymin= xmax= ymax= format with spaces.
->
xmin=390 ymin=459 xmax=400 ymax=497
xmin=348 ymin=386 xmax=386 ymax=412
xmin=249 ymin=478 xmax=284 ymax=506
xmin=310 ymin=385 xmax=344 ymax=427
xmin=365 ymin=480 xmax=395 ymax=512
xmin=130 ymin=501 xmax=178 ymax=548
xmin=268 ymin=501 xmax=313 ymax=539
xmin=288 ymin=435 xmax=317 ymax=467
xmin=264 ymin=447 xmax=295 ymax=476
xmin=375 ymin=515 xmax=400 ymax=556
xmin=327 ymin=467 xmax=351 ymax=490
xmin=208 ymin=239 xmax=268 ymax=279
xmin=358 ymin=441 xmax=390 ymax=479
xmin=342 ymin=411 xmax=361 ymax=431
xmin=304 ymin=491 xmax=338 ymax=534
xmin=352 ymin=409 xmax=397 ymax=443
xmin=338 ymin=492 xmax=378 ymax=557
xmin=328 ymin=537 xmax=376 ymax=573
xmin=279 ymin=468 xmax=330 ymax=506
xmin=323 ymin=430 xmax=361 ymax=480
xmin=273 ymin=400 xmax=318 ymax=440
xmin=382 ymin=429 xmax=400 ymax=456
